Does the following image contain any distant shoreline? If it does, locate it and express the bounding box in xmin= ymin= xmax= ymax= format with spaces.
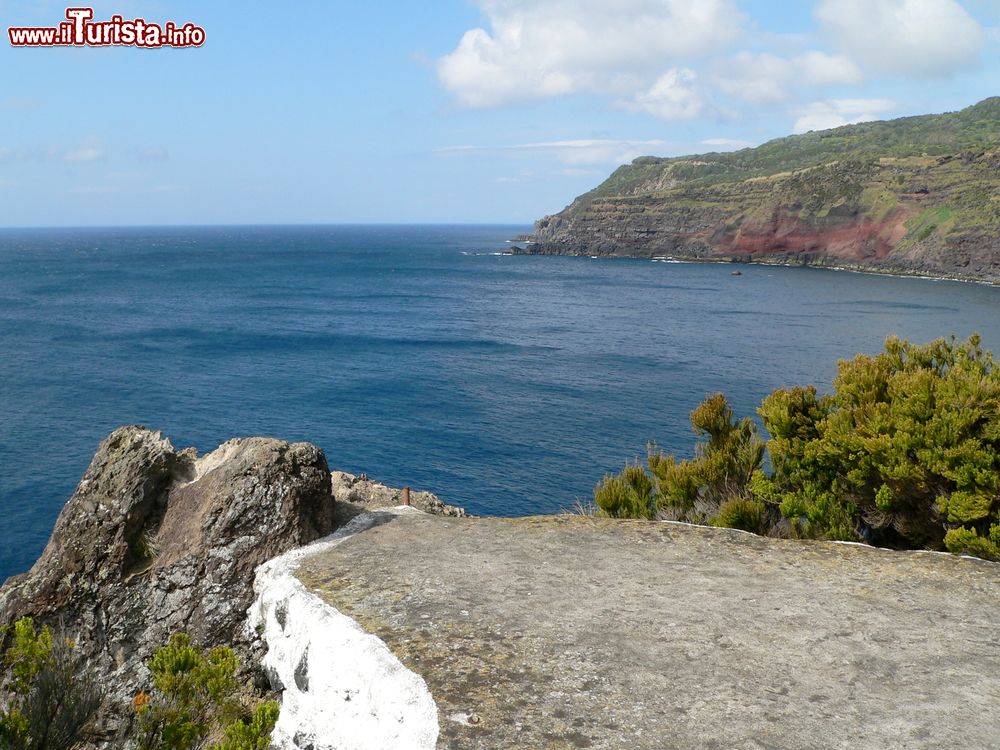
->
xmin=507 ymin=244 xmax=1000 ymax=287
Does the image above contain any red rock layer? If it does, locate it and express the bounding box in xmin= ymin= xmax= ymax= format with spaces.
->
xmin=707 ymin=208 xmax=913 ymax=261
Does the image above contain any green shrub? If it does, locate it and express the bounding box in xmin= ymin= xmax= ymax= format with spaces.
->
xmin=213 ymin=702 xmax=280 ymax=750
xmin=712 ymin=497 xmax=768 ymax=534
xmin=595 ymin=335 xmax=1000 ymax=562
xmin=135 ymin=634 xmax=278 ymax=750
xmin=655 ymin=393 xmax=765 ymax=520
xmin=760 ymin=335 xmax=1000 ymax=555
xmin=595 ymin=394 xmax=765 ymax=524
xmin=0 ymin=618 xmax=102 ymax=750
xmin=594 ymin=464 xmax=655 ymax=518
xmin=944 ymin=526 xmax=1000 ymax=560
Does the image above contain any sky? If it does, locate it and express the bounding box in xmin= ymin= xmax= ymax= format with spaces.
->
xmin=1 ymin=0 xmax=999 ymax=227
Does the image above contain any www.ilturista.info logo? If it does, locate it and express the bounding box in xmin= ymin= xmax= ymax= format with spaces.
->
xmin=8 ymin=7 xmax=205 ymax=48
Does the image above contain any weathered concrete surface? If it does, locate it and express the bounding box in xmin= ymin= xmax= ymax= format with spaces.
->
xmin=297 ymin=513 xmax=1000 ymax=750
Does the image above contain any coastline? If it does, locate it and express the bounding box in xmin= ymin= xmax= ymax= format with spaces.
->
xmin=508 ymin=244 xmax=1000 ymax=287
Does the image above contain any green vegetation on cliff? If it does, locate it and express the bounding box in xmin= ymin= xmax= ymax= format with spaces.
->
xmin=0 ymin=619 xmax=101 ymax=750
xmin=0 ymin=624 xmax=277 ymax=750
xmin=135 ymin=634 xmax=278 ymax=750
xmin=587 ymin=98 xmax=1000 ymax=197
xmin=595 ymin=335 xmax=1000 ymax=561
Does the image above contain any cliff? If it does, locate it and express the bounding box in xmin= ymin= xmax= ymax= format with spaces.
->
xmin=527 ymin=98 xmax=1000 ymax=281
xmin=3 ymin=430 xmax=998 ymax=749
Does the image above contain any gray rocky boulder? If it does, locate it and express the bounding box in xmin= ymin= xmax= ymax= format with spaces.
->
xmin=0 ymin=426 xmax=335 ymax=741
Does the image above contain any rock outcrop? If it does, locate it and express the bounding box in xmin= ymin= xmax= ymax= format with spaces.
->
xmin=526 ymin=98 xmax=1000 ymax=282
xmin=297 ymin=512 xmax=1000 ymax=750
xmin=0 ymin=426 xmax=336 ymax=742
xmin=331 ymin=470 xmax=467 ymax=524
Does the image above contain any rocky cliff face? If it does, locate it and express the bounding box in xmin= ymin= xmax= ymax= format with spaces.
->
xmin=0 ymin=426 xmax=336 ymax=743
xmin=528 ymin=99 xmax=1000 ymax=281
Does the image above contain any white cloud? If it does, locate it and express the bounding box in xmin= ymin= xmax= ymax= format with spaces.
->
xmin=514 ymin=138 xmax=671 ymax=164
xmin=711 ymin=50 xmax=863 ymax=104
xmin=0 ymin=140 xmax=109 ymax=164
xmin=623 ymin=68 xmax=706 ymax=120
xmin=70 ymin=185 xmax=118 ymax=194
xmin=65 ymin=147 xmax=103 ymax=162
xmin=792 ymin=98 xmax=896 ymax=133
xmin=816 ymin=0 xmax=984 ymax=76
xmin=64 ymin=138 xmax=104 ymax=162
xmin=72 ymin=183 xmax=186 ymax=195
xmin=795 ymin=51 xmax=863 ymax=86
xmin=713 ymin=52 xmax=793 ymax=103
xmin=560 ymin=167 xmax=604 ymax=176
xmin=495 ymin=166 xmax=603 ymax=182
xmin=136 ymin=147 xmax=169 ymax=162
xmin=437 ymin=0 xmax=745 ymax=106
xmin=438 ymin=138 xmax=672 ymax=165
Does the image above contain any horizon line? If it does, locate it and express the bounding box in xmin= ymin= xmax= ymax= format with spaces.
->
xmin=0 ymin=221 xmax=535 ymax=231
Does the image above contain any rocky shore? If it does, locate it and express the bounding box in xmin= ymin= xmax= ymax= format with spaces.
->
xmin=2 ymin=428 xmax=998 ymax=749
xmin=331 ymin=470 xmax=467 ymax=524
xmin=511 ymin=243 xmax=1000 ymax=285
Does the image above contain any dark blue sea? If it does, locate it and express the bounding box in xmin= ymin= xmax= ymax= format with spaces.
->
xmin=2 ymin=225 xmax=999 ymax=581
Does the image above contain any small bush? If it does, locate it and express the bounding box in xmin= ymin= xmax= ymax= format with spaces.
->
xmin=213 ymin=702 xmax=280 ymax=750
xmin=0 ymin=618 xmax=102 ymax=750
xmin=944 ymin=526 xmax=1000 ymax=560
xmin=713 ymin=497 xmax=768 ymax=535
xmin=135 ymin=634 xmax=278 ymax=750
xmin=760 ymin=335 xmax=1000 ymax=555
xmin=594 ymin=394 xmax=765 ymax=525
xmin=594 ymin=464 xmax=655 ymax=518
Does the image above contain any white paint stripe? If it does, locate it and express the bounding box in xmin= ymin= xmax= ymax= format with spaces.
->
xmin=247 ymin=508 xmax=439 ymax=750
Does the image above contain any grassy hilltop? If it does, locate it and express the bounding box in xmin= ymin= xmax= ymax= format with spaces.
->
xmin=529 ymin=98 xmax=1000 ymax=281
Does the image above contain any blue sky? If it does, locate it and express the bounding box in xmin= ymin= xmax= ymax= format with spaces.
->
xmin=1 ymin=0 xmax=999 ymax=227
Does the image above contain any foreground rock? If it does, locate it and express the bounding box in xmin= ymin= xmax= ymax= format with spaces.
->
xmin=296 ymin=513 xmax=1000 ymax=750
xmin=0 ymin=426 xmax=335 ymax=742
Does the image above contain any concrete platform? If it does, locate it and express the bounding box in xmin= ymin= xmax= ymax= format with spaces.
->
xmin=296 ymin=513 xmax=1000 ymax=750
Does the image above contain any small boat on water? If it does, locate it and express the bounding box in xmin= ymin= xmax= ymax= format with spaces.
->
xmin=731 ymin=270 xmax=743 ymax=276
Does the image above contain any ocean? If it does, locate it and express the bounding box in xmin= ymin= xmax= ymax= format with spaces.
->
xmin=2 ymin=224 xmax=999 ymax=581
